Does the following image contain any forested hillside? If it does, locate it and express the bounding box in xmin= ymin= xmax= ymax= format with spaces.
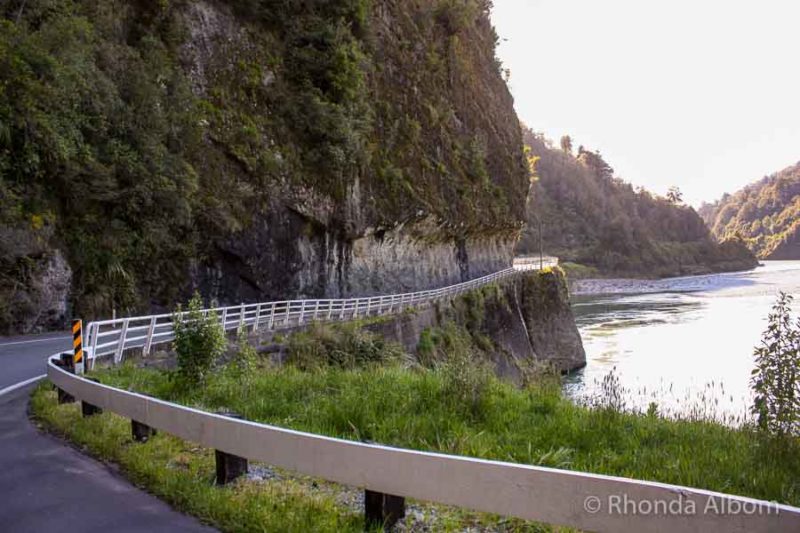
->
xmin=517 ymin=129 xmax=757 ymax=278
xmin=0 ymin=0 xmax=529 ymax=333
xmin=699 ymin=163 xmax=800 ymax=260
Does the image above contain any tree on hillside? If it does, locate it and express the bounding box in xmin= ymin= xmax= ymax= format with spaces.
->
xmin=667 ymin=186 xmax=684 ymax=204
xmin=577 ymin=148 xmax=614 ymax=181
xmin=560 ymin=135 xmax=573 ymax=155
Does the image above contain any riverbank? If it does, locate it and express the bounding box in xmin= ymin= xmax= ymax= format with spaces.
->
xmin=569 ymin=264 xmax=764 ymax=296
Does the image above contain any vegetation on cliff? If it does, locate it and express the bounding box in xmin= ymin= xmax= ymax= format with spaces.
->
xmin=517 ymin=128 xmax=758 ymax=278
xmin=0 ymin=0 xmax=527 ymax=333
xmin=699 ymin=162 xmax=800 ymax=260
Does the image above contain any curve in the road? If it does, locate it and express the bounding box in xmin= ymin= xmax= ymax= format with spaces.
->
xmin=0 ymin=333 xmax=214 ymax=532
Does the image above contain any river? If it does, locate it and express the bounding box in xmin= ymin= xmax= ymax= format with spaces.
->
xmin=564 ymin=261 xmax=800 ymax=422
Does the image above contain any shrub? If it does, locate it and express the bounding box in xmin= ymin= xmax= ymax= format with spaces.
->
xmin=172 ymin=292 xmax=227 ymax=386
xmin=751 ymin=292 xmax=800 ymax=437
xmin=589 ymin=367 xmax=627 ymax=413
xmin=230 ymin=329 xmax=258 ymax=378
xmin=421 ymin=322 xmax=492 ymax=418
xmin=286 ymin=323 xmax=403 ymax=371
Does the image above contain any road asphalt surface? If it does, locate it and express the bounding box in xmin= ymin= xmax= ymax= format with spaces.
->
xmin=0 ymin=333 xmax=215 ymax=532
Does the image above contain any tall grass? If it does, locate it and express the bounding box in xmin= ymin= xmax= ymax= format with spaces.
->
xmin=96 ymin=361 xmax=800 ymax=506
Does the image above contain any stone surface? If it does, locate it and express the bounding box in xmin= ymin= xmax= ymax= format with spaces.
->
xmin=367 ymin=269 xmax=586 ymax=377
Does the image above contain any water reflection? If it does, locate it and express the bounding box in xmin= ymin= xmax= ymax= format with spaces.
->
xmin=565 ymin=261 xmax=800 ymax=422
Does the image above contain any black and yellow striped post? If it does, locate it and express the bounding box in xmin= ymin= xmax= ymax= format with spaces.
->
xmin=72 ymin=319 xmax=85 ymax=374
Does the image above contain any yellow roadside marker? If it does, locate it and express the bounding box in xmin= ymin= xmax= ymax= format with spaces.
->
xmin=72 ymin=319 xmax=83 ymax=372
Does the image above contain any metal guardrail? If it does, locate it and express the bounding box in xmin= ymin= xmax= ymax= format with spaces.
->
xmin=48 ymin=358 xmax=800 ymax=532
xmin=85 ymin=262 xmax=557 ymax=365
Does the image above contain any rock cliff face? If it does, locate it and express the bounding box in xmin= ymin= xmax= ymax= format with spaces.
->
xmin=368 ymin=268 xmax=586 ymax=377
xmin=0 ymin=0 xmax=528 ymax=331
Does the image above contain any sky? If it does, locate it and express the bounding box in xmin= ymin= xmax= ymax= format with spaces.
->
xmin=490 ymin=0 xmax=800 ymax=206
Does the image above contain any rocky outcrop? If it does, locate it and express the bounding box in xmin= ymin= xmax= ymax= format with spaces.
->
xmin=367 ymin=268 xmax=586 ymax=377
xmin=0 ymin=0 xmax=529 ymax=330
xmin=182 ymin=0 xmax=529 ymax=305
xmin=0 ymin=224 xmax=72 ymax=333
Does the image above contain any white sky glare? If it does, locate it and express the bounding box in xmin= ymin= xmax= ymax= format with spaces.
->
xmin=490 ymin=0 xmax=800 ymax=206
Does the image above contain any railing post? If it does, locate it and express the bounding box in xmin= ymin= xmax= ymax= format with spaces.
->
xmin=313 ymin=300 xmax=320 ymax=321
xmin=215 ymin=412 xmax=248 ymax=485
xmin=238 ymin=303 xmax=246 ymax=331
xmin=285 ymin=301 xmax=291 ymax=326
xmin=253 ymin=303 xmax=263 ymax=332
xmin=299 ymin=301 xmax=306 ymax=325
xmin=132 ymin=420 xmax=156 ymax=442
xmin=55 ymin=352 xmax=75 ymax=404
xmin=364 ymin=489 xmax=405 ymax=531
xmin=113 ymin=319 xmax=129 ymax=365
xmin=89 ymin=322 xmax=99 ymax=369
xmin=268 ymin=303 xmax=275 ymax=330
xmin=220 ymin=307 xmax=229 ymax=331
xmin=327 ymin=301 xmax=334 ymax=321
xmin=81 ymin=377 xmax=103 ymax=417
xmin=366 ymin=298 xmax=371 ymax=317
xmin=143 ymin=316 xmax=157 ymax=357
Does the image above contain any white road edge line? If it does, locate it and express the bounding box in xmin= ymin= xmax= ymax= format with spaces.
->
xmin=0 ymin=336 xmax=70 ymax=348
xmin=0 ymin=375 xmax=47 ymax=397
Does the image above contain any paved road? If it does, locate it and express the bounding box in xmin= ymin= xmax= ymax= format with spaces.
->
xmin=0 ymin=333 xmax=214 ymax=532
xmin=0 ymin=332 xmax=71 ymax=391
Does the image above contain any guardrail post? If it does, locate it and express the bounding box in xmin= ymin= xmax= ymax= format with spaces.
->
xmin=268 ymin=303 xmax=275 ymax=330
xmin=299 ymin=301 xmax=307 ymax=325
xmin=132 ymin=420 xmax=156 ymax=442
xmin=253 ymin=303 xmax=263 ymax=332
xmin=364 ymin=489 xmax=405 ymax=531
xmin=220 ymin=307 xmax=229 ymax=331
xmin=113 ymin=319 xmax=129 ymax=365
xmin=215 ymin=412 xmax=248 ymax=485
xmin=143 ymin=316 xmax=157 ymax=357
xmin=55 ymin=352 xmax=75 ymax=404
xmin=238 ymin=303 xmax=246 ymax=331
xmin=88 ymin=322 xmax=99 ymax=370
xmin=81 ymin=378 xmax=103 ymax=417
xmin=215 ymin=449 xmax=248 ymax=485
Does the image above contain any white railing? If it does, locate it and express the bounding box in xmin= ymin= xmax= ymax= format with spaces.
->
xmin=86 ymin=261 xmax=557 ymax=365
xmin=48 ymin=359 xmax=800 ymax=533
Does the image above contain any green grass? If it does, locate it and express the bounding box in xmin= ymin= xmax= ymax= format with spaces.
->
xmin=85 ymin=362 xmax=800 ymax=506
xmin=558 ymin=262 xmax=600 ymax=280
xmin=30 ymin=385 xmax=364 ymax=533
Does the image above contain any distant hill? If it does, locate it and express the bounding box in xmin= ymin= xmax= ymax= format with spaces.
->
xmin=699 ymin=163 xmax=800 ymax=260
xmin=518 ymin=129 xmax=758 ymax=278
